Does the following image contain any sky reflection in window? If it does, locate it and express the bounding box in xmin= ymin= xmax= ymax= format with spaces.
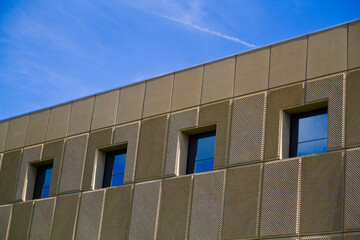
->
xmin=194 ymin=135 xmax=216 ymax=173
xmin=297 ymin=113 xmax=327 ymax=156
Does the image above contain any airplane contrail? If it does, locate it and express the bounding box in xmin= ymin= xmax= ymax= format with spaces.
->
xmin=153 ymin=13 xmax=257 ymax=48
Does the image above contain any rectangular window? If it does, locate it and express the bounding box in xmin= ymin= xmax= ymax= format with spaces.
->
xmin=289 ymin=108 xmax=328 ymax=157
xmin=102 ymin=149 xmax=127 ymax=188
xmin=33 ymin=164 xmax=53 ymax=199
xmin=186 ymin=131 xmax=216 ymax=174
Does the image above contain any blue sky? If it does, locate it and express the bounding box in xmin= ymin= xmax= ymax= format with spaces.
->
xmin=0 ymin=0 xmax=359 ymax=120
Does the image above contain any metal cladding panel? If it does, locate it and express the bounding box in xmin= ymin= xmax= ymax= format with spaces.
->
xmin=50 ymin=193 xmax=80 ymax=240
xmin=201 ymin=57 xmax=235 ymax=104
xmin=136 ymin=115 xmax=168 ymax=181
xmin=229 ymin=92 xmax=266 ymax=165
xmin=113 ymin=122 xmax=141 ymax=184
xmin=59 ymin=134 xmax=88 ymax=193
xmin=345 ymin=148 xmax=360 ymax=230
xmin=0 ymin=205 xmax=11 ymax=240
xmin=222 ymin=164 xmax=262 ymax=239
xmin=100 ymin=185 xmax=133 ymax=240
xmin=116 ymin=82 xmax=146 ymax=124
xmin=0 ymin=150 xmax=22 ymax=204
xmin=300 ymin=234 xmax=343 ymax=240
xmin=29 ymin=198 xmax=55 ymax=240
xmin=344 ymin=232 xmax=360 ymax=240
xmin=300 ymin=152 xmax=344 ymax=234
xmin=306 ymin=73 xmax=345 ymax=150
xmin=128 ymin=180 xmax=161 ymax=240
xmin=0 ymin=121 xmax=9 ymax=153
xmin=346 ymin=70 xmax=360 ymax=147
xmin=165 ymin=108 xmax=198 ymax=176
xmin=75 ymin=190 xmax=105 ymax=240
xmin=68 ymin=97 xmax=94 ymax=136
xmin=91 ymin=90 xmax=119 ymax=130
xmin=25 ymin=109 xmax=49 ymax=146
xmin=189 ymin=170 xmax=226 ymax=240
xmin=142 ymin=74 xmax=173 ymax=118
xmin=260 ymin=158 xmax=301 ymax=237
xmin=8 ymin=201 xmax=34 ymax=240
xmin=157 ymin=175 xmax=192 ymax=240
xmin=5 ymin=115 xmax=29 ymax=151
xmin=15 ymin=145 xmax=42 ymax=201
xmin=45 ymin=103 xmax=71 ymax=141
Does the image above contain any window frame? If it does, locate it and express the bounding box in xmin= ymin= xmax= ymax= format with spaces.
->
xmin=102 ymin=149 xmax=127 ymax=188
xmin=289 ymin=108 xmax=328 ymax=157
xmin=33 ymin=164 xmax=53 ymax=199
xmin=186 ymin=131 xmax=216 ymax=174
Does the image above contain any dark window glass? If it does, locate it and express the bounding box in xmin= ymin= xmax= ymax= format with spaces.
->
xmin=290 ymin=108 xmax=328 ymax=157
xmin=102 ymin=150 xmax=126 ymax=188
xmin=33 ymin=164 xmax=53 ymax=199
xmin=186 ymin=131 xmax=216 ymax=174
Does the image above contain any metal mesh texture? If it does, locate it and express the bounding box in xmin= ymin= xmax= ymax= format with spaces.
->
xmin=29 ymin=198 xmax=55 ymax=240
xmin=59 ymin=134 xmax=88 ymax=194
xmin=306 ymin=73 xmax=345 ymax=150
xmin=300 ymin=234 xmax=343 ymax=240
xmin=345 ymin=147 xmax=360 ymax=230
xmin=229 ymin=92 xmax=266 ymax=165
xmin=0 ymin=204 xmax=11 ymax=240
xmin=165 ymin=108 xmax=198 ymax=176
xmin=260 ymin=158 xmax=301 ymax=237
xmin=113 ymin=122 xmax=141 ymax=184
xmin=75 ymin=190 xmax=104 ymax=240
xmin=128 ymin=180 xmax=161 ymax=240
xmin=189 ymin=170 xmax=226 ymax=240
xmin=344 ymin=232 xmax=360 ymax=240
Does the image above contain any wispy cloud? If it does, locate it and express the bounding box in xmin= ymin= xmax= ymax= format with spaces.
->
xmin=153 ymin=13 xmax=256 ymax=48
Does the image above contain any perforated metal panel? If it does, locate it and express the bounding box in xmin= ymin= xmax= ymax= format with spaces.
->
xmin=128 ymin=180 xmax=161 ymax=240
xmin=300 ymin=234 xmax=342 ymax=240
xmin=0 ymin=204 xmax=11 ymax=240
xmin=8 ymin=201 xmax=34 ymax=240
xmin=345 ymin=147 xmax=360 ymax=230
xmin=306 ymin=73 xmax=345 ymax=150
xmin=75 ymin=190 xmax=105 ymax=240
xmin=344 ymin=232 xmax=360 ymax=240
xmin=300 ymin=152 xmax=344 ymax=234
xmin=165 ymin=108 xmax=198 ymax=176
xmin=113 ymin=122 xmax=141 ymax=184
xmin=189 ymin=170 xmax=225 ymax=240
xmin=260 ymin=158 xmax=301 ymax=237
xmin=59 ymin=134 xmax=88 ymax=194
xmin=229 ymin=92 xmax=266 ymax=165
xmin=50 ymin=193 xmax=80 ymax=240
xmin=29 ymin=198 xmax=55 ymax=240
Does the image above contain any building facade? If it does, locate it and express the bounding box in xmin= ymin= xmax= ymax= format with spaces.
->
xmin=0 ymin=20 xmax=359 ymax=239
